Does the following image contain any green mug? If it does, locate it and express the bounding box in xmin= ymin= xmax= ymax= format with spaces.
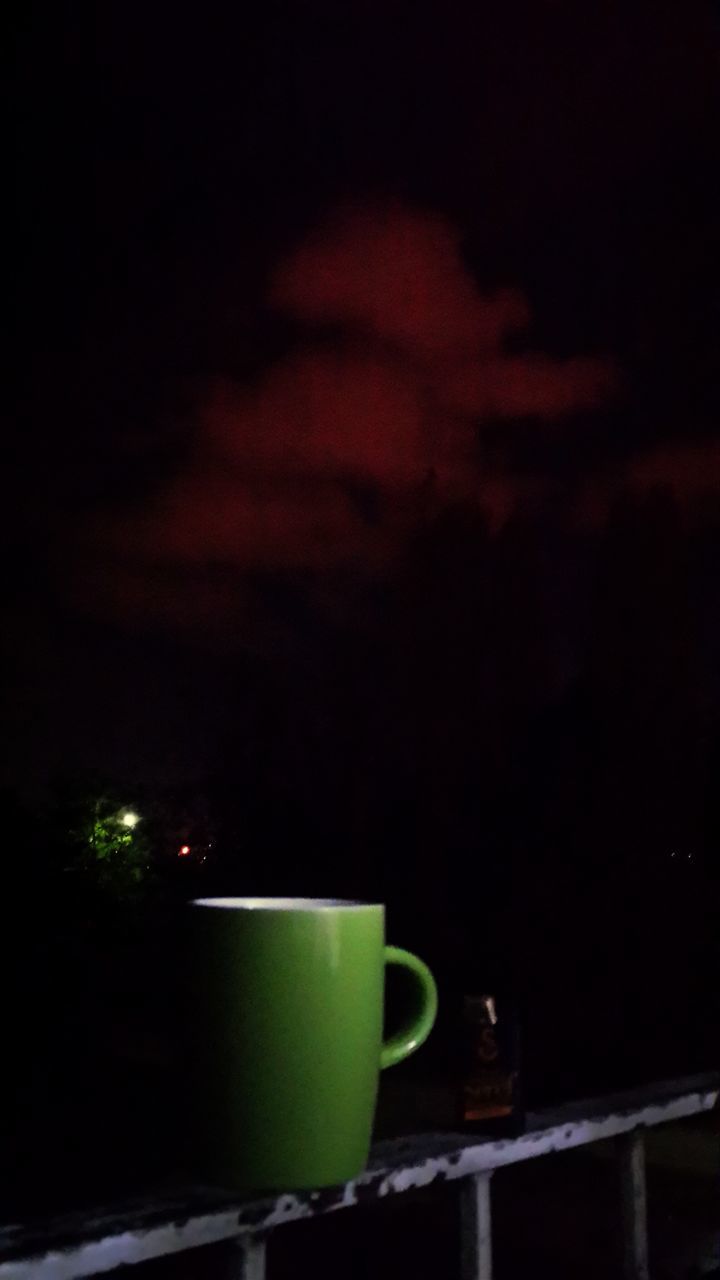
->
xmin=188 ymin=897 xmax=437 ymax=1191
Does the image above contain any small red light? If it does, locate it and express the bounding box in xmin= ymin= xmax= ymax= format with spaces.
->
xmin=179 ymin=845 xmax=190 ymax=857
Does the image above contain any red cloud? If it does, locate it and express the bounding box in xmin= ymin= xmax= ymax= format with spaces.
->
xmin=432 ymin=353 xmax=615 ymax=419
xmin=269 ymin=202 xmax=531 ymax=357
xmin=202 ymin=352 xmax=427 ymax=485
xmin=628 ymin=443 xmax=720 ymax=499
xmin=78 ymin=202 xmax=615 ymax=631
xmin=572 ymin=442 xmax=720 ymax=530
xmin=108 ymin=469 xmax=387 ymax=570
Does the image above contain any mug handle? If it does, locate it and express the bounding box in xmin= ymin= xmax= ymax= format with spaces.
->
xmin=380 ymin=945 xmax=438 ymax=1070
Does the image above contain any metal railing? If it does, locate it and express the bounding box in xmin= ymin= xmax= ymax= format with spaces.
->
xmin=1 ymin=1072 xmax=717 ymax=1280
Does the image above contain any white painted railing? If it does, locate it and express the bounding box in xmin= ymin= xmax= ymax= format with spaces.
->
xmin=1 ymin=1072 xmax=717 ymax=1280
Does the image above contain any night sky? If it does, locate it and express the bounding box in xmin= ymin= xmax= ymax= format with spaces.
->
xmin=5 ymin=0 xmax=720 ymax=1147
xmin=8 ymin=0 xmax=720 ymax=803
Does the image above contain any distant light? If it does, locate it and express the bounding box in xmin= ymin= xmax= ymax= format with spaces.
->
xmin=120 ymin=810 xmax=140 ymax=828
xmin=179 ymin=845 xmax=191 ymax=857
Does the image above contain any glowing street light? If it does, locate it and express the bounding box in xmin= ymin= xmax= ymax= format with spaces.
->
xmin=120 ymin=810 xmax=140 ymax=829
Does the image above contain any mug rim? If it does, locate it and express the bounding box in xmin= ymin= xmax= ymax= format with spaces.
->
xmin=191 ymin=897 xmax=381 ymax=911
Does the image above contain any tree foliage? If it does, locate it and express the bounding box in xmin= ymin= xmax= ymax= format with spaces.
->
xmin=64 ymin=791 xmax=152 ymax=902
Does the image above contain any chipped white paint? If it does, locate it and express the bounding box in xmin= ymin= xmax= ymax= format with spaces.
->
xmin=1 ymin=1077 xmax=717 ymax=1280
xmin=371 ymin=1085 xmax=719 ymax=1196
xmin=0 ymin=1217 xmax=256 ymax=1280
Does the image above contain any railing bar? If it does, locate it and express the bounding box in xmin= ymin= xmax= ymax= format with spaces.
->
xmin=617 ymin=1130 xmax=649 ymax=1280
xmin=223 ymin=1236 xmax=266 ymax=1280
xmin=1 ymin=1076 xmax=716 ymax=1279
xmin=460 ymin=1173 xmax=493 ymax=1280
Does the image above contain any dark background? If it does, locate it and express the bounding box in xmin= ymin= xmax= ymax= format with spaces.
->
xmin=6 ymin=0 xmax=720 ymax=1212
